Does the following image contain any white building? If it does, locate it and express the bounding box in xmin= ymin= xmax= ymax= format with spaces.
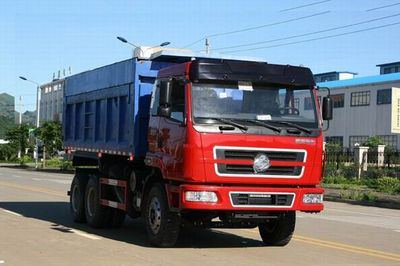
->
xmin=314 ymin=71 xmax=357 ymax=83
xmin=315 ymin=63 xmax=400 ymax=149
xmin=39 ymin=78 xmax=64 ymax=123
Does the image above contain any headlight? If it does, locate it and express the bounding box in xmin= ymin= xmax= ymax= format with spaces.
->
xmin=185 ymin=191 xmax=218 ymax=203
xmin=303 ymin=194 xmax=323 ymax=204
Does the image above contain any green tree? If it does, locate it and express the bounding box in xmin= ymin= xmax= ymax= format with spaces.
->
xmin=0 ymin=144 xmax=16 ymax=161
xmin=5 ymin=123 xmax=32 ymax=156
xmin=38 ymin=121 xmax=62 ymax=156
xmin=362 ymin=136 xmax=384 ymax=148
xmin=362 ymin=136 xmax=389 ymax=152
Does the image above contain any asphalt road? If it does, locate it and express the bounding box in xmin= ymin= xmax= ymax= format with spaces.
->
xmin=0 ymin=167 xmax=399 ymax=266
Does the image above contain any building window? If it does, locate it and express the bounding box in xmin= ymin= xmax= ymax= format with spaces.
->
xmin=325 ymin=136 xmax=343 ymax=146
xmin=383 ymin=66 xmax=399 ymax=74
xmin=377 ymin=89 xmax=391 ymax=105
xmin=293 ymin=98 xmax=300 ymax=109
xmin=304 ymin=97 xmax=313 ymax=110
xmin=377 ymin=135 xmax=397 ymax=148
xmin=331 ymin=94 xmax=344 ymax=108
xmin=349 ymin=136 xmax=369 ymax=148
xmin=351 ymin=91 xmax=370 ymax=106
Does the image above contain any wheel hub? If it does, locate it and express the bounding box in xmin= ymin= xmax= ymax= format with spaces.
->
xmin=148 ymin=197 xmax=161 ymax=234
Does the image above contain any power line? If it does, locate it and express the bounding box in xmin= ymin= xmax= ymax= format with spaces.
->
xmin=206 ymin=13 xmax=400 ymax=52
xmin=366 ymin=2 xmax=400 ymax=12
xmin=223 ymin=21 xmax=400 ymax=53
xmin=181 ymin=11 xmax=331 ymax=48
xmin=207 ymin=11 xmax=331 ymax=38
xmin=280 ymin=0 xmax=331 ymax=12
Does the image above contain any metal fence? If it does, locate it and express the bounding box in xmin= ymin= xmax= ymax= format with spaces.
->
xmin=325 ymin=149 xmax=400 ymax=168
xmin=325 ymin=149 xmax=354 ymax=169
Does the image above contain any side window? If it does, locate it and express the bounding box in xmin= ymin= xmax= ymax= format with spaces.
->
xmin=170 ymin=80 xmax=185 ymax=122
xmin=150 ymin=81 xmax=160 ymax=116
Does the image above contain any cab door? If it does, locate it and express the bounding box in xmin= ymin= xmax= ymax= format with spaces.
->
xmin=147 ymin=79 xmax=186 ymax=181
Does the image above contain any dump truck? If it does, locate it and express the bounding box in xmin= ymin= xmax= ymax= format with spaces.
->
xmin=64 ymin=49 xmax=332 ymax=247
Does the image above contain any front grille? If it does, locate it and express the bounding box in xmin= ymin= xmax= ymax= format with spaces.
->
xmin=218 ymin=164 xmax=302 ymax=176
xmin=214 ymin=147 xmax=306 ymax=178
xmin=230 ymin=193 xmax=294 ymax=207
xmin=216 ymin=149 xmax=305 ymax=162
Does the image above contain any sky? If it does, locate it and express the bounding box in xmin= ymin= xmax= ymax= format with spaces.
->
xmin=1 ymin=0 xmax=400 ymax=112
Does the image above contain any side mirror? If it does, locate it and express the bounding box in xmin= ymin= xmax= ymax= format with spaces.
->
xmin=157 ymin=106 xmax=172 ymax=117
xmin=322 ymin=97 xmax=333 ymax=120
xmin=157 ymin=80 xmax=173 ymax=117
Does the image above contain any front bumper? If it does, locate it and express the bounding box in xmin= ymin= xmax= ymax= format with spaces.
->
xmin=170 ymin=184 xmax=324 ymax=211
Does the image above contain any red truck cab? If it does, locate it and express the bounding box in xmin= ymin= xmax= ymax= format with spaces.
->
xmin=143 ymin=59 xmax=331 ymax=246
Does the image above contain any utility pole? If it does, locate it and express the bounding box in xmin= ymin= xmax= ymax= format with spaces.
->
xmin=19 ymin=76 xmax=41 ymax=168
xmin=17 ymin=96 xmax=23 ymax=159
xmin=205 ymin=38 xmax=210 ymax=54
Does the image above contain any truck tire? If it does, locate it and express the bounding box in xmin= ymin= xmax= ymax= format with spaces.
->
xmin=258 ymin=211 xmax=296 ymax=246
xmin=84 ymin=176 xmax=108 ymax=228
xmin=144 ymin=183 xmax=180 ymax=247
xmin=70 ymin=173 xmax=88 ymax=223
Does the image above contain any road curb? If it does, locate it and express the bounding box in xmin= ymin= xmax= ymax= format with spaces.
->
xmin=0 ymin=164 xmax=74 ymax=174
xmin=324 ymin=188 xmax=400 ymax=210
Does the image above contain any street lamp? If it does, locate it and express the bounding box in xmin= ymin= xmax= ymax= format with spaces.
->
xmin=19 ymin=76 xmax=41 ymax=169
xmin=116 ymin=36 xmax=170 ymax=57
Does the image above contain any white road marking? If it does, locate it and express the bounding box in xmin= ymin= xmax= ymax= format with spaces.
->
xmin=0 ymin=260 xmax=5 ymax=264
xmin=32 ymin=177 xmax=70 ymax=184
xmin=2 ymin=209 xmax=23 ymax=217
xmin=12 ymin=175 xmax=22 ymax=178
xmin=69 ymin=229 xmax=102 ymax=240
xmin=52 ymin=225 xmax=101 ymax=240
xmin=394 ymin=230 xmax=400 ymax=233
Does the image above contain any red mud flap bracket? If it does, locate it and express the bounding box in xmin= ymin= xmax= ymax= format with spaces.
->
xmin=99 ymin=178 xmax=127 ymax=211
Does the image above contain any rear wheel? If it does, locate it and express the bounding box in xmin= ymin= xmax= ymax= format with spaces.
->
xmin=258 ymin=211 xmax=296 ymax=246
xmin=85 ymin=176 xmax=109 ymax=228
xmin=70 ymin=173 xmax=88 ymax=223
xmin=144 ymin=183 xmax=180 ymax=247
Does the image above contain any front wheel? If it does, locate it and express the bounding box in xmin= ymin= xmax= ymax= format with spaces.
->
xmin=144 ymin=183 xmax=180 ymax=247
xmin=258 ymin=211 xmax=296 ymax=246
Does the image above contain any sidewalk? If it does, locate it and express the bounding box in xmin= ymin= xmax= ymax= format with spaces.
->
xmin=0 ymin=163 xmax=74 ymax=174
xmin=324 ymin=187 xmax=400 ymax=210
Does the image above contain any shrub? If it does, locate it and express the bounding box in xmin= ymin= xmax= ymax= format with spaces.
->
xmin=376 ymin=177 xmax=400 ymax=194
xmin=17 ymin=155 xmax=33 ymax=165
xmin=322 ymin=175 xmax=349 ymax=184
xmin=362 ymin=191 xmax=378 ymax=201
xmin=363 ymin=167 xmax=391 ymax=179
xmin=44 ymin=157 xmax=72 ymax=171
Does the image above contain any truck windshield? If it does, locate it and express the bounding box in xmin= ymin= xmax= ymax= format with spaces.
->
xmin=191 ymin=83 xmax=318 ymax=128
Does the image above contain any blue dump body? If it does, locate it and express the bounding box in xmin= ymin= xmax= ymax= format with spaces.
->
xmin=63 ymin=52 xmax=266 ymax=157
xmin=63 ymin=58 xmax=174 ymax=157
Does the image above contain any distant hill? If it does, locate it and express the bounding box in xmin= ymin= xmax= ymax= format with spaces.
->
xmin=0 ymin=93 xmax=37 ymax=138
xmin=0 ymin=115 xmax=15 ymax=139
xmin=22 ymin=110 xmax=36 ymax=125
xmin=0 ymin=93 xmax=14 ymax=118
xmin=15 ymin=110 xmax=36 ymax=125
xmin=0 ymin=93 xmax=15 ymax=139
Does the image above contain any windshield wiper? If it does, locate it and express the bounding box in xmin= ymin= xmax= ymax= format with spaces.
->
xmin=273 ymin=121 xmax=312 ymax=134
xmin=195 ymin=117 xmax=248 ymax=131
xmin=244 ymin=119 xmax=281 ymax=133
